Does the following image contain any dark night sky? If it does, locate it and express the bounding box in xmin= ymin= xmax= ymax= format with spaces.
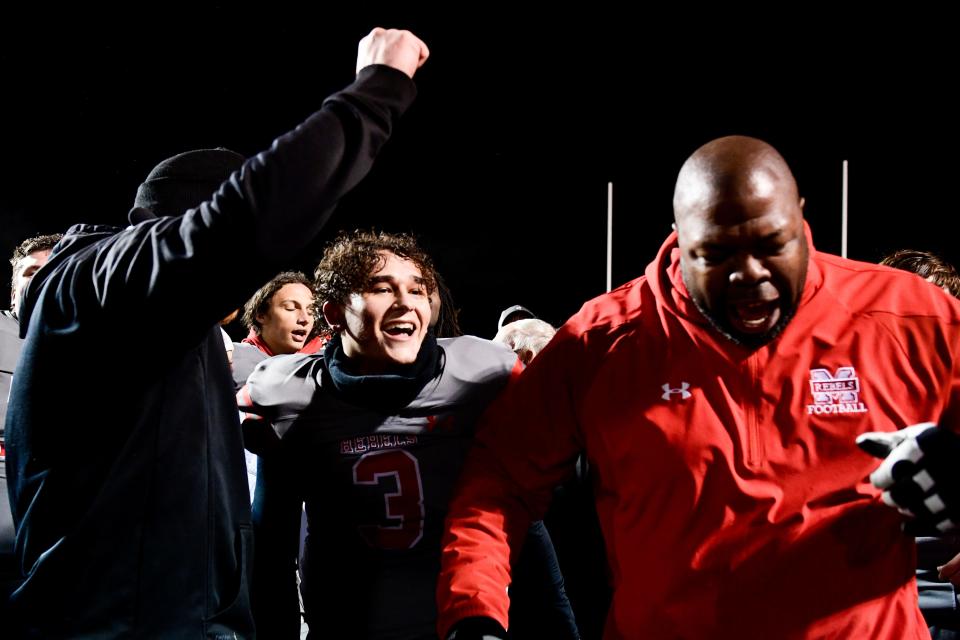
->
xmin=1 ymin=11 xmax=956 ymax=336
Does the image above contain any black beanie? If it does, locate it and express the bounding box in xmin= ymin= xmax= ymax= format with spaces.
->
xmin=129 ymin=148 xmax=245 ymax=223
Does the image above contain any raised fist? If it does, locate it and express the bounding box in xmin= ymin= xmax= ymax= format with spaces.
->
xmin=357 ymin=28 xmax=429 ymax=79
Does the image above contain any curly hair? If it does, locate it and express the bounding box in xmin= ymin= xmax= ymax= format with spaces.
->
xmin=10 ymin=233 xmax=62 ymax=290
xmin=880 ymin=249 xmax=960 ymax=299
xmin=242 ymin=271 xmax=314 ymax=334
xmin=314 ymin=230 xmax=437 ymax=333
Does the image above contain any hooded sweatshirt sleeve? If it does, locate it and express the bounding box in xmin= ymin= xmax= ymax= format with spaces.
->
xmin=22 ymin=65 xmax=416 ymax=347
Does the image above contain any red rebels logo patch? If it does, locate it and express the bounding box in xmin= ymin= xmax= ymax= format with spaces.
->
xmin=807 ymin=366 xmax=868 ymax=416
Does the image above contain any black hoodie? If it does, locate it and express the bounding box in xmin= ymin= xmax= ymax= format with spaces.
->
xmin=4 ymin=64 xmax=415 ymax=639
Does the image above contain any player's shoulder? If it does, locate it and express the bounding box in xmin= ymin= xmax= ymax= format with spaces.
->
xmin=0 ymin=311 xmax=18 ymax=337
xmin=438 ymin=335 xmax=518 ymax=383
xmin=248 ymin=351 xmax=324 ymax=389
xmin=233 ymin=341 xmax=268 ymax=366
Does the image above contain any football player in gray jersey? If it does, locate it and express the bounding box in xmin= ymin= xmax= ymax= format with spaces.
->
xmin=239 ymin=231 xmax=575 ymax=639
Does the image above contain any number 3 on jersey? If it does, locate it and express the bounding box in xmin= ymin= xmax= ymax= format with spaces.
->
xmin=352 ymin=449 xmax=425 ymax=550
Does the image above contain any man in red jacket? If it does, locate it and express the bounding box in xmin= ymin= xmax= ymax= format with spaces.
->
xmin=438 ymin=135 xmax=960 ymax=639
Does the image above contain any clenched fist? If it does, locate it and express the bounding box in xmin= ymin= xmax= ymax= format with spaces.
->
xmin=357 ymin=28 xmax=429 ymax=79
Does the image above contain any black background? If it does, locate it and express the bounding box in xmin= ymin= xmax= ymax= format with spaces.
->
xmin=2 ymin=10 xmax=956 ymax=336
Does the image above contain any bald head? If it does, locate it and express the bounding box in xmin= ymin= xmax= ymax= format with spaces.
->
xmin=672 ymin=136 xmax=808 ymax=348
xmin=673 ymin=136 xmax=801 ymax=225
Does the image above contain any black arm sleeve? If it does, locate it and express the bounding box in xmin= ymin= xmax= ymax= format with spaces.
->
xmin=26 ymin=65 xmax=416 ymax=349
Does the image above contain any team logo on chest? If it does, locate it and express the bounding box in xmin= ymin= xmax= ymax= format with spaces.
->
xmin=807 ymin=366 xmax=868 ymax=415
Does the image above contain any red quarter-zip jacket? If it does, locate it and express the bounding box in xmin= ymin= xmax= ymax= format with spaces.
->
xmin=438 ymin=226 xmax=960 ymax=639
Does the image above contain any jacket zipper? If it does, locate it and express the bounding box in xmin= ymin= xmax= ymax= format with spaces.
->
xmin=745 ymin=353 xmax=763 ymax=469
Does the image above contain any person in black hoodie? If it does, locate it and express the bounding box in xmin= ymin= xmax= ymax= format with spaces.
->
xmin=3 ymin=27 xmax=428 ymax=639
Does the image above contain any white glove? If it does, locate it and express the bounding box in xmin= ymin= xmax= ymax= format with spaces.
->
xmin=857 ymin=422 xmax=958 ymax=533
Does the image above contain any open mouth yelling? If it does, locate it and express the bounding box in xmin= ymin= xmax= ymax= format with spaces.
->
xmin=729 ymin=299 xmax=780 ymax=335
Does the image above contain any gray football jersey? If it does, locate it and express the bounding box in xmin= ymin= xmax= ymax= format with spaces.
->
xmin=240 ymin=335 xmax=519 ymax=639
xmin=231 ymin=341 xmax=267 ymax=392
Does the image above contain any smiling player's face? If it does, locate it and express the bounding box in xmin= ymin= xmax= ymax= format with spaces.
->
xmin=330 ymin=251 xmax=431 ymax=373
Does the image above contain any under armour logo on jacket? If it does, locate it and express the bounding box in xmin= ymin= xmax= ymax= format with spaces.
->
xmin=662 ymin=382 xmax=691 ymax=400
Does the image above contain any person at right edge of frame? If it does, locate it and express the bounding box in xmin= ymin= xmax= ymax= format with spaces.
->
xmin=4 ymin=27 xmax=428 ymax=639
xmin=437 ymin=135 xmax=960 ymax=639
